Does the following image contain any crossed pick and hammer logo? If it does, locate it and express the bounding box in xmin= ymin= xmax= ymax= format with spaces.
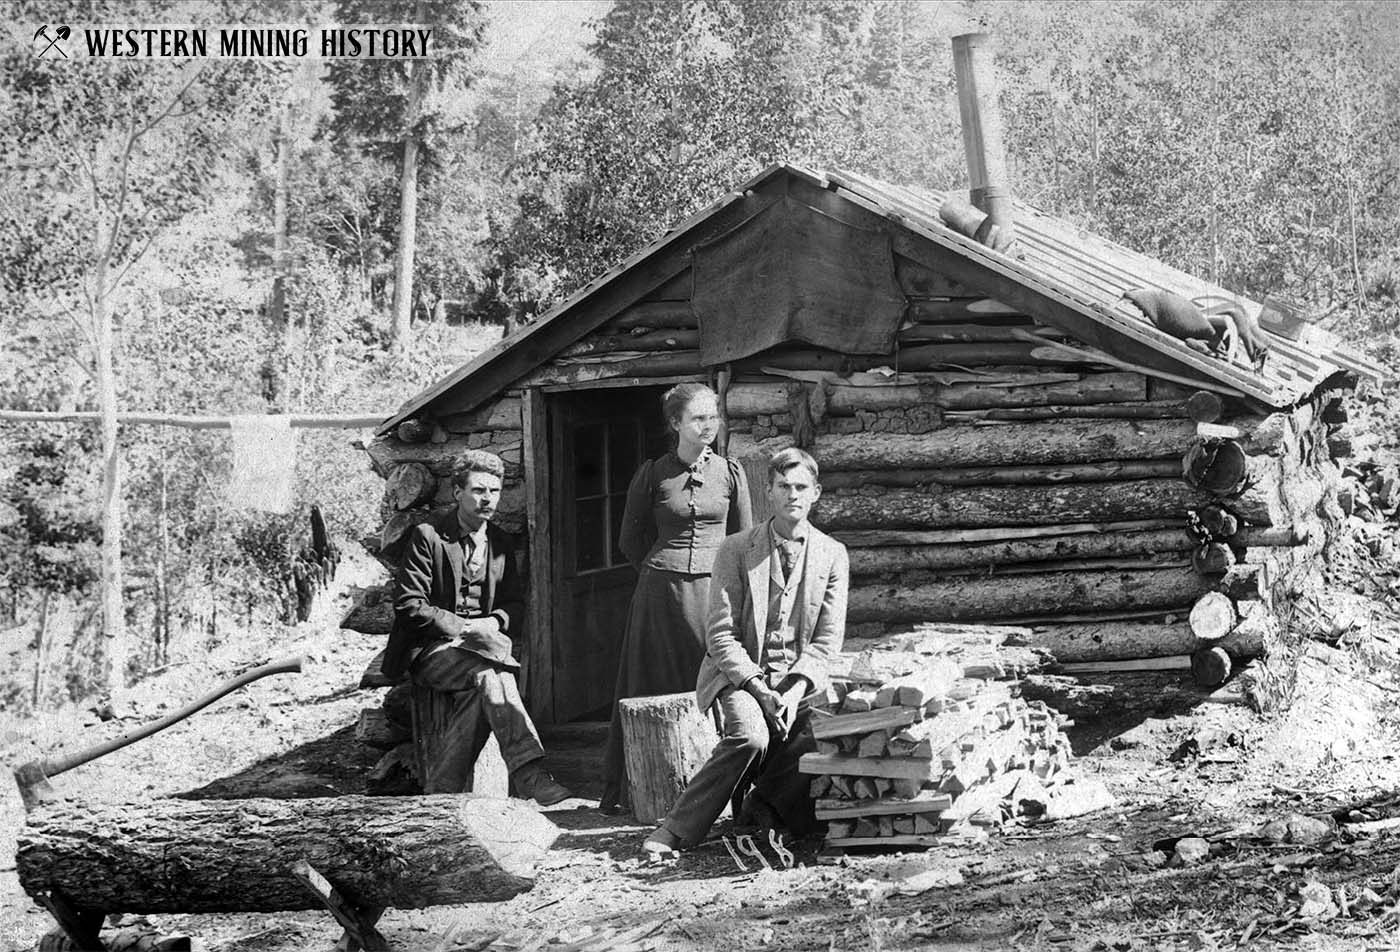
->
xmin=34 ymin=24 xmax=71 ymax=58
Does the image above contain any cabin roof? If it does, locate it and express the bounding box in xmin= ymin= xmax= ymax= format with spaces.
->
xmin=379 ymin=163 xmax=1382 ymax=435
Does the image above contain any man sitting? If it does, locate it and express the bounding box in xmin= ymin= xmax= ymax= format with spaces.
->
xmin=643 ymin=447 xmax=848 ymax=851
xmin=386 ymin=449 xmax=570 ymax=805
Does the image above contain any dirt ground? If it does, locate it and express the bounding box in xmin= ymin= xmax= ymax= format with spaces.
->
xmin=6 ymin=554 xmax=1400 ymax=952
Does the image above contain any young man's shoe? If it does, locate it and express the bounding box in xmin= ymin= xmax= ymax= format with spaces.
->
xmin=510 ymin=762 xmax=573 ymax=806
xmin=641 ymin=826 xmax=683 ymax=855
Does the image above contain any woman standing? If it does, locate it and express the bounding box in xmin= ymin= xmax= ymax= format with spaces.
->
xmin=600 ymin=382 xmax=753 ymax=813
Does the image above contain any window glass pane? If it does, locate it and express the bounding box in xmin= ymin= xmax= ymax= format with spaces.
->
xmin=607 ymin=422 xmax=642 ymax=494
xmin=609 ymin=492 xmax=630 ymax=566
xmin=576 ymin=498 xmax=607 ymax=572
xmin=574 ymin=423 xmax=605 ymax=498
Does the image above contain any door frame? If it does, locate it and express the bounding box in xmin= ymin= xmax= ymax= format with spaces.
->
xmin=521 ymin=374 xmax=706 ymax=723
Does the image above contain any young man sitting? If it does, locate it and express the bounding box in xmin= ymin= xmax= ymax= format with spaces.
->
xmin=386 ymin=450 xmax=570 ymax=805
xmin=643 ymin=447 xmax=848 ymax=852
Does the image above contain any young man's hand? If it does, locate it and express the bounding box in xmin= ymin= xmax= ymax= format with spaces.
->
xmin=743 ymin=678 xmax=788 ymax=739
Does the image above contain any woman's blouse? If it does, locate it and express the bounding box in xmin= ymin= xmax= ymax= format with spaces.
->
xmin=618 ymin=447 xmax=753 ymax=574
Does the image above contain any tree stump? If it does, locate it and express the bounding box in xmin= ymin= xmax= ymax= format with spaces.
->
xmin=619 ymin=692 xmax=720 ymax=823
xmin=17 ymin=795 xmax=558 ymax=914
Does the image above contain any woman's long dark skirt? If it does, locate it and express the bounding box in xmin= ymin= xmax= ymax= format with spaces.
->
xmin=600 ymin=567 xmax=711 ymax=811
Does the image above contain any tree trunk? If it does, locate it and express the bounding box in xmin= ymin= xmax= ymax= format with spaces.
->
xmin=391 ymin=45 xmax=425 ymax=346
xmin=265 ymin=104 xmax=290 ymax=408
xmin=847 ymin=528 xmax=1193 ymax=576
xmin=93 ymin=253 xmax=127 ymax=704
xmin=619 ymin=692 xmax=719 ymax=824
xmin=17 ymin=795 xmax=558 ymax=913
xmin=847 ymin=567 xmax=1208 ymax=624
xmin=728 ymin=418 xmax=1197 ymax=470
xmin=817 ymin=480 xmax=1211 ymax=531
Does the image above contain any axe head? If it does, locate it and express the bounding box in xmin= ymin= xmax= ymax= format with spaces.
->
xmin=14 ymin=761 xmax=58 ymax=812
xmin=33 ymin=25 xmax=51 ymax=40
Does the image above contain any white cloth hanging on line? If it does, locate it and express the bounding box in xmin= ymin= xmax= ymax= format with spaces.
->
xmin=227 ymin=415 xmax=296 ymax=513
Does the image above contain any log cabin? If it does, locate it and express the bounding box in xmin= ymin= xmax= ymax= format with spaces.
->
xmin=357 ymin=37 xmax=1384 ymax=724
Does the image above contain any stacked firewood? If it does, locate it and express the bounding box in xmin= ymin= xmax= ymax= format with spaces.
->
xmin=801 ymin=630 xmax=1108 ymax=849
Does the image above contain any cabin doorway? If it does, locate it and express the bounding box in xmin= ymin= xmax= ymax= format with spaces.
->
xmin=547 ymin=385 xmax=672 ymax=722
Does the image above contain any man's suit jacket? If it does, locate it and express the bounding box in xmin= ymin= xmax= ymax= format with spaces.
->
xmin=385 ymin=509 xmax=525 ymax=680
xmin=695 ymin=520 xmax=848 ymax=712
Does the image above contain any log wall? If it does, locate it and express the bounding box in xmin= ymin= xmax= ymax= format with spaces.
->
xmin=359 ymin=275 xmax=1348 ymax=687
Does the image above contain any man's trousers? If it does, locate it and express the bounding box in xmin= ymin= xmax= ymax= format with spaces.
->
xmin=408 ymin=641 xmax=545 ymax=794
xmin=659 ymin=686 xmax=816 ymax=846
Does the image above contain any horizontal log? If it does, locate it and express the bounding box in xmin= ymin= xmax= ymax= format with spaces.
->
xmin=16 ymin=795 xmax=558 ymax=913
xmin=820 ymin=460 xmax=1180 ymax=491
xmin=1189 ymin=592 xmax=1236 ymax=641
xmin=725 ymin=372 xmax=1148 ymax=417
xmin=906 ymin=298 xmax=1028 ymax=322
xmin=518 ymin=352 xmax=704 ymax=386
xmin=897 ymin=323 xmax=1063 ymax=344
xmin=1235 ymin=526 xmax=1307 ymax=547
xmin=0 ymin=410 xmax=386 ymax=429
xmin=729 ymin=418 xmax=1199 ymax=470
xmin=812 ymin=706 xmax=922 ymax=740
xmin=942 ymin=401 xmax=1189 ymax=422
xmin=1010 ymin=619 xmax=1264 ymax=663
xmin=605 ymin=301 xmax=698 ymax=330
xmin=434 ymin=397 xmax=522 ymax=434
xmin=835 ymin=520 xmax=1185 ymax=547
xmin=556 ymin=328 xmax=700 ymax=357
xmin=894 ymin=255 xmax=971 ymax=297
xmin=847 ymin=568 xmax=1212 ymax=624
xmin=847 ymin=529 xmax=1194 ymax=576
xmin=814 ymin=791 xmax=953 ymax=819
xmin=366 ymin=432 xmax=523 ymax=478
xmin=798 ymin=752 xmax=938 ymax=781
xmin=816 ymin=480 xmax=1212 ymax=530
xmin=387 ymin=462 xmax=435 ymax=511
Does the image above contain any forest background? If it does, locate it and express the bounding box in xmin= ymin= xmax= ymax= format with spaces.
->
xmin=1 ymin=0 xmax=1397 ymax=714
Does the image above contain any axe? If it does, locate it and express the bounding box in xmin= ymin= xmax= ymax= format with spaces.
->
xmin=13 ymin=654 xmax=305 ymax=810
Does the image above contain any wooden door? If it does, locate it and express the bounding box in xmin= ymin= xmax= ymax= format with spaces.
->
xmin=550 ymin=387 xmax=670 ymax=722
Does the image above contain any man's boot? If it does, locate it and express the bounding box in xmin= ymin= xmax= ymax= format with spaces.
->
xmin=510 ymin=760 xmax=572 ymax=806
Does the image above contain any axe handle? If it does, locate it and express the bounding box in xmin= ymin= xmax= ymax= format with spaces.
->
xmin=37 ymin=654 xmax=305 ymax=780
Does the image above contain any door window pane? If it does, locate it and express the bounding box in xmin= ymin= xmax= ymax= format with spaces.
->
xmin=575 ymin=497 xmax=607 ymax=572
xmin=574 ymin=423 xmax=605 ymax=497
xmin=607 ymin=424 xmax=641 ymax=494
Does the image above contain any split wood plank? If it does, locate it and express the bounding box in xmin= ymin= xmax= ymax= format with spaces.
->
xmin=815 ymin=792 xmax=954 ymax=820
xmin=812 ymin=706 xmax=921 ymax=741
xmin=799 ymin=752 xmax=938 ymax=781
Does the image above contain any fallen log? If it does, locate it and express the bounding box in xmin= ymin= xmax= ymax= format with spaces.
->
xmin=817 ymin=480 xmax=1212 ymax=530
xmin=729 ymin=418 xmax=1197 ymax=470
xmin=16 ymin=795 xmax=558 ymax=913
xmin=847 ymin=568 xmax=1211 ymax=624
